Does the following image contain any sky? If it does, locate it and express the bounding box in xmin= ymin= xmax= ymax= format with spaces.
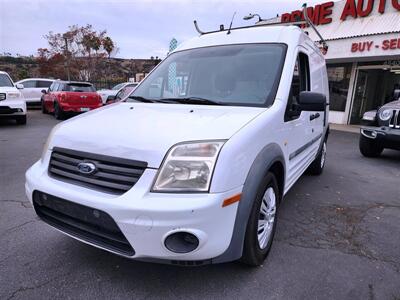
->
xmin=0 ymin=0 xmax=324 ymax=59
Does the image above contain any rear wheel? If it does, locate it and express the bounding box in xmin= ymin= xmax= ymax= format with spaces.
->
xmin=241 ymin=172 xmax=279 ymax=266
xmin=15 ymin=115 xmax=27 ymax=125
xmin=54 ymin=102 xmax=64 ymax=120
xmin=359 ymin=135 xmax=383 ymax=157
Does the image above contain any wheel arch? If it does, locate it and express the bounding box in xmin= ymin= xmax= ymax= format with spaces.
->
xmin=212 ymin=143 xmax=285 ymax=263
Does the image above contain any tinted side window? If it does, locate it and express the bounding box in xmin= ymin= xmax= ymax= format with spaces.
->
xmin=285 ymin=53 xmax=310 ymax=122
xmin=38 ymin=81 xmax=52 ymax=88
xmin=22 ymin=80 xmax=36 ymax=88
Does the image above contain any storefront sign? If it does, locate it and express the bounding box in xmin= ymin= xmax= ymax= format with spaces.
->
xmin=351 ymin=38 xmax=400 ymax=52
xmin=281 ymin=0 xmax=400 ymax=25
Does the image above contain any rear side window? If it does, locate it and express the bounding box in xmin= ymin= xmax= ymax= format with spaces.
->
xmin=38 ymin=81 xmax=52 ymax=88
xmin=285 ymin=53 xmax=310 ymax=121
xmin=22 ymin=80 xmax=36 ymax=88
xmin=66 ymin=84 xmax=95 ymax=92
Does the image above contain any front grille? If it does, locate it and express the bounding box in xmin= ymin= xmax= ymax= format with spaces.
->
xmin=389 ymin=110 xmax=400 ymax=129
xmin=0 ymin=106 xmax=18 ymax=114
xmin=0 ymin=93 xmax=6 ymax=101
xmin=49 ymin=147 xmax=147 ymax=194
xmin=33 ymin=191 xmax=135 ymax=256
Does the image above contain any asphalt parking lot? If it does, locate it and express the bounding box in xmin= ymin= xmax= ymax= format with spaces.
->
xmin=1 ymin=110 xmax=400 ymax=300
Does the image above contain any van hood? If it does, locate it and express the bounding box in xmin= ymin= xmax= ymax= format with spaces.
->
xmin=49 ymin=103 xmax=263 ymax=168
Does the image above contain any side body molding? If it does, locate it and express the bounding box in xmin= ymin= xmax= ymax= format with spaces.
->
xmin=213 ymin=143 xmax=285 ymax=263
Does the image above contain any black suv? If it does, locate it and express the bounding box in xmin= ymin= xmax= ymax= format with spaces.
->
xmin=360 ymin=94 xmax=400 ymax=157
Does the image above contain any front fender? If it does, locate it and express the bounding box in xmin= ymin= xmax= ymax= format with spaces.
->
xmin=212 ymin=143 xmax=285 ymax=263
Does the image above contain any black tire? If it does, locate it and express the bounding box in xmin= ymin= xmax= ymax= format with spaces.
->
xmin=308 ymin=139 xmax=327 ymax=175
xmin=241 ymin=172 xmax=279 ymax=266
xmin=359 ymin=135 xmax=383 ymax=157
xmin=15 ymin=115 xmax=27 ymax=125
xmin=41 ymin=99 xmax=48 ymax=114
xmin=54 ymin=102 xmax=64 ymax=120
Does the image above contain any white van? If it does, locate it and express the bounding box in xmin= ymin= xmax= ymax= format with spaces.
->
xmin=26 ymin=23 xmax=329 ymax=266
xmin=16 ymin=78 xmax=54 ymax=104
xmin=0 ymin=71 xmax=27 ymax=124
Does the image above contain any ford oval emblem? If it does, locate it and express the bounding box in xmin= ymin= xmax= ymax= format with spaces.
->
xmin=77 ymin=162 xmax=96 ymax=175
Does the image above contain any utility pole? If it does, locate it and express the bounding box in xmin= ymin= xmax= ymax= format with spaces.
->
xmin=63 ymin=36 xmax=71 ymax=81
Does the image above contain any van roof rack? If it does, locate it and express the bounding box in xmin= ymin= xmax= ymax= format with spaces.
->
xmin=193 ymin=3 xmax=328 ymax=51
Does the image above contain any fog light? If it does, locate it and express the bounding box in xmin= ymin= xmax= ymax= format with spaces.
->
xmin=164 ymin=232 xmax=199 ymax=253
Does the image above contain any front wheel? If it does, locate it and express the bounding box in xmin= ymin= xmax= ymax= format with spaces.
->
xmin=54 ymin=102 xmax=64 ymax=120
xmin=41 ymin=99 xmax=48 ymax=114
xmin=307 ymin=140 xmax=327 ymax=175
xmin=359 ymin=135 xmax=383 ymax=157
xmin=241 ymin=172 xmax=279 ymax=266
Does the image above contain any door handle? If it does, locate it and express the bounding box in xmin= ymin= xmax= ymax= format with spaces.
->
xmin=310 ymin=113 xmax=320 ymax=121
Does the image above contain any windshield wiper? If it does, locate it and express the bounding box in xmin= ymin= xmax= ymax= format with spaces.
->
xmin=160 ymin=97 xmax=225 ymax=106
xmin=127 ymin=96 xmax=158 ymax=103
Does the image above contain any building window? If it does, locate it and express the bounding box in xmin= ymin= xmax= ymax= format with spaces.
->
xmin=327 ymin=64 xmax=352 ymax=112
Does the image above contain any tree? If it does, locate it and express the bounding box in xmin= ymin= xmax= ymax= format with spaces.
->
xmin=40 ymin=25 xmax=115 ymax=82
xmin=36 ymin=48 xmax=65 ymax=79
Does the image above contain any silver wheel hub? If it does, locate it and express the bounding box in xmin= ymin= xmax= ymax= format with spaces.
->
xmin=320 ymin=142 xmax=327 ymax=168
xmin=257 ymin=187 xmax=276 ymax=249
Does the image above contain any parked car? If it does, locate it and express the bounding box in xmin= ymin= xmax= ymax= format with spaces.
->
xmin=26 ymin=24 xmax=329 ymax=266
xmin=0 ymin=71 xmax=27 ymax=124
xmin=41 ymin=81 xmax=102 ymax=120
xmin=16 ymin=78 xmax=54 ymax=104
xmin=360 ymin=94 xmax=400 ymax=157
xmin=105 ymin=83 xmax=138 ymax=105
xmin=98 ymin=82 xmax=138 ymax=104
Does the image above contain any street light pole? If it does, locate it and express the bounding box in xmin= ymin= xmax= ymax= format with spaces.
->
xmin=63 ymin=36 xmax=71 ymax=81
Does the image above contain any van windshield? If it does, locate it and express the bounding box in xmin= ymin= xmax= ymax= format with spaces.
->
xmin=128 ymin=44 xmax=286 ymax=106
xmin=0 ymin=74 xmax=14 ymax=87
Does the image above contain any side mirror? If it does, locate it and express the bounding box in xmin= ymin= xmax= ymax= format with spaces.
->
xmin=298 ymin=92 xmax=326 ymax=111
xmin=107 ymin=95 xmax=116 ymax=101
xmin=41 ymin=89 xmax=47 ymax=94
xmin=16 ymin=83 xmax=24 ymax=89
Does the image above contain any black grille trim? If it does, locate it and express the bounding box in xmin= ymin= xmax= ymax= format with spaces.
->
xmin=389 ymin=109 xmax=400 ymax=129
xmin=0 ymin=93 xmax=6 ymax=101
xmin=33 ymin=191 xmax=135 ymax=256
xmin=49 ymin=147 xmax=147 ymax=195
xmin=0 ymin=106 xmax=19 ymax=114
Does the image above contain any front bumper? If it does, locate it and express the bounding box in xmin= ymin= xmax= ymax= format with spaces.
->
xmin=361 ymin=126 xmax=400 ymax=151
xmin=0 ymin=99 xmax=26 ymax=116
xmin=25 ymin=155 xmax=241 ymax=263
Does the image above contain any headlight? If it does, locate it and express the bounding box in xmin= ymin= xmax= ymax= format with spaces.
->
xmin=7 ymin=92 xmax=21 ymax=99
xmin=379 ymin=109 xmax=393 ymax=121
xmin=362 ymin=111 xmax=376 ymax=122
xmin=152 ymin=141 xmax=226 ymax=192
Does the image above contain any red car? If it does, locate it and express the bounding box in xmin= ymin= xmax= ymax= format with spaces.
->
xmin=41 ymin=81 xmax=102 ymax=119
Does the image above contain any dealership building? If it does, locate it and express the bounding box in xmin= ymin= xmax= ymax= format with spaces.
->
xmin=261 ymin=0 xmax=400 ymax=124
